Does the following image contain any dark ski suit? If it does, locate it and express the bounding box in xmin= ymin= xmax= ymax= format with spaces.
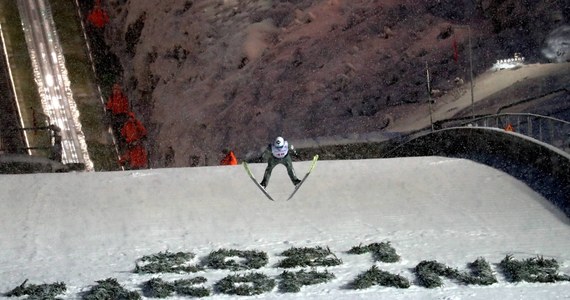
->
xmin=260 ymin=141 xmax=301 ymax=188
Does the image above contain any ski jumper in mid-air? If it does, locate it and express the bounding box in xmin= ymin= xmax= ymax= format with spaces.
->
xmin=260 ymin=136 xmax=301 ymax=188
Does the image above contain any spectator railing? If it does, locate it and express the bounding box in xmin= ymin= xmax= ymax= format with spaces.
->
xmin=437 ymin=113 xmax=570 ymax=154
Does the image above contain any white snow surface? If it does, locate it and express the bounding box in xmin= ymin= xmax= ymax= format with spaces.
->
xmin=1 ymin=156 xmax=570 ymax=299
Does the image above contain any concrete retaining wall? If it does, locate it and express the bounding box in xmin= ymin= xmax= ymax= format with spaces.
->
xmin=384 ymin=127 xmax=570 ymax=218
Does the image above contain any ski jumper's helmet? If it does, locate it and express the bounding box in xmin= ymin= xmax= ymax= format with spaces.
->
xmin=274 ymin=136 xmax=285 ymax=148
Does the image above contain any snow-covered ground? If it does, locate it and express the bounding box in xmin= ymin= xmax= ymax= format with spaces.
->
xmin=1 ymin=156 xmax=569 ymax=299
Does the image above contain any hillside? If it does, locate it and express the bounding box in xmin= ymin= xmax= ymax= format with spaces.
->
xmin=100 ymin=0 xmax=569 ymax=167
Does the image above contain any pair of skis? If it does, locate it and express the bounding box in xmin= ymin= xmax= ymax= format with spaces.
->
xmin=243 ymin=155 xmax=319 ymax=201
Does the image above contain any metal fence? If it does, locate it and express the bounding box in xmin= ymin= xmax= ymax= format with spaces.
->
xmin=445 ymin=113 xmax=570 ymax=154
xmin=0 ymin=125 xmax=60 ymax=160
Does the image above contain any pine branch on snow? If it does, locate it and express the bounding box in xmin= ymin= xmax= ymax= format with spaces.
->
xmin=174 ymin=278 xmax=210 ymax=297
xmin=82 ymin=278 xmax=140 ymax=300
xmin=142 ymin=277 xmax=210 ymax=298
xmin=458 ymin=257 xmax=497 ymax=285
xmin=414 ymin=260 xmax=460 ymax=288
xmin=134 ymin=251 xmax=203 ymax=273
xmin=214 ymin=272 xmax=276 ymax=296
xmin=415 ymin=258 xmax=498 ymax=288
xmin=278 ymin=269 xmax=336 ymax=293
xmin=5 ymin=279 xmax=66 ymax=299
xmin=142 ymin=278 xmax=174 ymax=298
xmin=277 ymin=246 xmax=343 ymax=268
xmin=349 ymin=265 xmax=410 ymax=289
xmin=348 ymin=242 xmax=400 ymax=263
xmin=206 ymin=248 xmax=268 ymax=270
xmin=499 ymin=254 xmax=570 ymax=283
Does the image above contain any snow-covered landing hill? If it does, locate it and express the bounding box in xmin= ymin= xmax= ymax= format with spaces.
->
xmin=1 ymin=157 xmax=569 ymax=299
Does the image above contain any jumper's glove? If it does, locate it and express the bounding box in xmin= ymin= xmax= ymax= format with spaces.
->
xmin=290 ymin=145 xmax=298 ymax=156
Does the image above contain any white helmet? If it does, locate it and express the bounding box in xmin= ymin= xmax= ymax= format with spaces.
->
xmin=274 ymin=136 xmax=284 ymax=148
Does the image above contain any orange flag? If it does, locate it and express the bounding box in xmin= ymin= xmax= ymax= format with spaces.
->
xmin=220 ymin=151 xmax=237 ymax=165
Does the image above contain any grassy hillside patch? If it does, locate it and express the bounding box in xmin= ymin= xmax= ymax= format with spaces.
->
xmin=0 ymin=0 xmax=45 ymax=154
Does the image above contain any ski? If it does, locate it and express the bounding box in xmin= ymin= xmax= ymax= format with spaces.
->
xmin=243 ymin=161 xmax=274 ymax=201
xmin=288 ymin=155 xmax=319 ymax=200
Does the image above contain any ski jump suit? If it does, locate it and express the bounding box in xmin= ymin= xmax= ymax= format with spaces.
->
xmin=260 ymin=140 xmax=301 ymax=188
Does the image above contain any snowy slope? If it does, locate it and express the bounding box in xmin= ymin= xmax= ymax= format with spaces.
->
xmin=1 ymin=157 xmax=569 ymax=299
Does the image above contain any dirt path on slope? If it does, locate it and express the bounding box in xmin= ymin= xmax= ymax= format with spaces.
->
xmin=387 ymin=62 xmax=570 ymax=133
